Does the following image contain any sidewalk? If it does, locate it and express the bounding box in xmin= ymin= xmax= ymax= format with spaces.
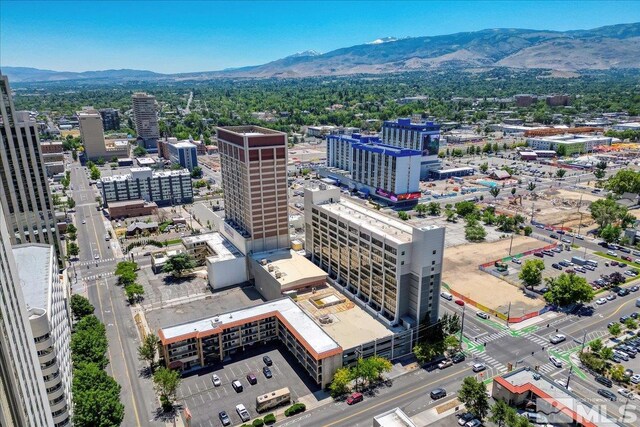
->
xmin=508 ymin=310 xmax=561 ymax=331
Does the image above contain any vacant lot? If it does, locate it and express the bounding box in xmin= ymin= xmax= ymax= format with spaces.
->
xmin=443 ymin=236 xmax=547 ymax=316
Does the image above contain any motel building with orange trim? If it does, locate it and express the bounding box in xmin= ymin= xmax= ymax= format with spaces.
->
xmin=158 ymin=298 xmax=343 ymax=388
xmin=492 ymin=368 xmax=627 ymax=427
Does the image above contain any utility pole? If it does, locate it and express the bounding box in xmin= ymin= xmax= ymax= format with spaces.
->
xmin=506 ymin=302 xmax=511 ymax=327
xmin=459 ymin=304 xmax=466 ymax=351
xmin=509 ymin=233 xmax=514 ymax=256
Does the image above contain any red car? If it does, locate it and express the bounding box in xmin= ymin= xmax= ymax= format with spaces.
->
xmin=455 ymin=299 xmax=465 ymax=306
xmin=346 ymin=392 xmax=363 ymax=405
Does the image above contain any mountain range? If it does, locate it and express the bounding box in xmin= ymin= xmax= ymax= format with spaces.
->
xmin=3 ymin=23 xmax=640 ymax=82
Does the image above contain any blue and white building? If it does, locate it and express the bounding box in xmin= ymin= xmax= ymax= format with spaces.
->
xmin=382 ymin=118 xmax=441 ymax=179
xmin=167 ymin=140 xmax=198 ymax=171
xmin=323 ymin=133 xmax=422 ymax=204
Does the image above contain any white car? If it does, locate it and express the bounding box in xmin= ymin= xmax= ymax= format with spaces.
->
xmin=618 ymin=388 xmax=635 ymax=399
xmin=472 ymin=363 xmax=486 ymax=372
xmin=211 ymin=374 xmax=221 ymax=387
xmin=549 ymin=356 xmax=563 ymax=368
xmin=511 ymin=258 xmax=522 ymax=264
xmin=575 ymin=234 xmax=584 ymax=240
xmin=236 ymin=404 xmax=250 ymax=422
xmin=82 ymin=219 xmax=86 ymax=224
xmin=630 ymin=374 xmax=640 ymax=384
xmin=555 ymin=379 xmax=572 ymax=391
xmin=550 ymin=334 xmax=566 ymax=344
xmin=596 ymin=298 xmax=607 ymax=305
xmin=608 ymin=251 xmax=618 ymax=257
xmin=94 ymin=254 xmax=100 ymax=260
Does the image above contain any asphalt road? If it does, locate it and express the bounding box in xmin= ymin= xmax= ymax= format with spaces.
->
xmin=69 ymin=158 xmax=158 ymax=427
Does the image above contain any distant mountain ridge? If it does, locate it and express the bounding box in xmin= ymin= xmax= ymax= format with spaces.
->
xmin=3 ymin=23 xmax=640 ymax=82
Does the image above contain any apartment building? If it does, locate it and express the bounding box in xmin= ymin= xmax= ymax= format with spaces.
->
xmin=526 ymin=134 xmax=612 ymax=155
xmin=167 ymin=140 xmax=198 ymax=171
xmin=0 ymin=74 xmax=61 ymax=254
xmin=158 ymin=298 xmax=342 ymax=388
xmin=99 ymin=108 xmax=120 ymax=131
xmin=100 ymin=167 xmax=193 ymax=207
xmin=40 ymin=141 xmax=65 ymax=176
xmin=0 ymin=204 xmax=54 ymax=427
xmin=325 ymin=133 xmax=422 ymax=203
xmin=217 ymin=126 xmax=289 ymax=253
xmin=78 ymin=107 xmax=129 ymax=160
xmin=14 ymin=244 xmax=72 ymax=427
xmin=132 ymin=92 xmax=160 ymax=152
xmin=304 ymin=183 xmax=445 ymax=328
xmin=381 ymin=118 xmax=441 ymax=179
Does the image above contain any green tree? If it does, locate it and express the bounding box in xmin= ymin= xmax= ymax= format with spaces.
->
xmin=397 ymin=211 xmax=410 ymax=221
xmin=527 ymin=182 xmax=536 ymax=192
xmin=523 ymin=226 xmax=532 ymax=236
xmin=608 ymin=322 xmax=622 ymax=337
xmin=606 ymin=169 xmax=640 ymax=197
xmin=519 ymin=259 xmax=545 ymax=290
xmin=68 ymin=242 xmax=80 ymax=258
xmin=588 ymin=197 xmax=627 ymax=229
xmin=191 ymin=166 xmax=203 ymax=178
xmin=556 ymin=169 xmax=567 ymax=179
xmin=490 ymin=399 xmax=515 ymax=427
xmin=329 ymin=367 xmax=353 ymax=397
xmin=71 ymin=316 xmax=108 ymax=369
xmin=465 ymin=217 xmax=487 ymax=242
xmin=479 ymin=162 xmax=489 ymax=173
xmin=70 ymin=294 xmax=94 ymax=321
xmin=624 ymin=317 xmax=638 ymax=330
xmin=555 ymin=144 xmax=567 ymax=156
xmin=594 ymin=168 xmax=606 ymax=181
xmin=67 ymin=197 xmax=76 ymax=209
xmin=415 ymin=203 xmax=427 ymax=217
xmin=490 ymin=187 xmax=501 ymax=200
xmin=426 ymin=202 xmax=441 ymax=216
xmin=610 ymin=364 xmax=629 ymax=383
xmin=589 ymin=338 xmax=603 ymax=354
xmin=138 ymin=333 xmax=159 ymax=373
xmin=72 ymin=363 xmax=124 ymax=427
xmin=455 ymin=200 xmax=477 ymax=217
xmin=133 ymin=145 xmax=147 ymax=157
xmin=153 ymin=367 xmax=182 ymax=411
xmin=600 ymin=224 xmax=622 ymax=243
xmin=163 ymin=253 xmax=196 ymax=277
xmin=458 ymin=376 xmax=490 ymax=420
xmin=600 ymin=347 xmax=614 ymax=361
xmin=90 ymin=166 xmax=101 ymax=180
xmin=543 ymin=273 xmax=595 ymax=307
xmin=444 ymin=335 xmax=460 ymax=352
xmin=66 ymin=223 xmax=77 ymax=234
xmin=115 ymin=260 xmax=138 ymax=275
xmin=579 ymin=352 xmax=606 ymax=373
xmin=117 ymin=269 xmax=137 ymax=286
xmin=124 ymin=283 xmax=145 ymax=303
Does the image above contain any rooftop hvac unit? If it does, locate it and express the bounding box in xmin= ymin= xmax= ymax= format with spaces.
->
xmin=268 ymin=264 xmax=274 ymax=272
xmin=260 ymin=259 xmax=268 ymax=265
xmin=275 ymin=271 xmax=282 ymax=279
xmin=319 ymin=183 xmax=327 ymax=190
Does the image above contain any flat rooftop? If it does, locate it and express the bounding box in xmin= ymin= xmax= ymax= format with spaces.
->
xmin=183 ymin=232 xmax=244 ymax=262
xmin=12 ymin=244 xmax=53 ymax=312
xmin=252 ymin=249 xmax=327 ymax=288
xmin=373 ymin=408 xmax=417 ymax=427
xmin=158 ymin=297 xmax=341 ymax=358
xmin=496 ymin=368 xmax=624 ymax=427
xmin=217 ymin=125 xmax=283 ymax=136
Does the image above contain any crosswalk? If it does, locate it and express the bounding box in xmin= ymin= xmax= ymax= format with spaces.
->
xmin=76 ymin=257 xmax=119 ymax=266
xmin=527 ymin=333 xmax=551 ymax=347
xmin=81 ymin=271 xmax=115 ymax=281
xmin=467 ymin=347 xmax=507 ymax=373
xmin=537 ymin=362 xmax=560 ymax=374
xmin=475 ymin=330 xmax=511 ymax=344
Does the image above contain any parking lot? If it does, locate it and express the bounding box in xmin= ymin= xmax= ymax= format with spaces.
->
xmin=507 ymin=246 xmax=636 ymax=294
xmin=178 ymin=343 xmax=320 ymax=427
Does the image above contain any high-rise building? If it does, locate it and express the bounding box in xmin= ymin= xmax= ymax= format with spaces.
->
xmin=304 ymin=183 xmax=445 ymax=328
xmin=13 ymin=244 xmax=72 ymax=427
xmin=0 ymin=204 xmax=54 ymax=427
xmin=381 ymin=118 xmax=441 ymax=179
xmin=216 ymin=126 xmax=289 ymax=253
xmin=99 ymin=108 xmax=120 ymax=131
xmin=77 ymin=107 xmax=129 ymax=161
xmin=0 ymin=74 xmax=61 ymax=253
xmin=132 ymin=92 xmax=159 ymax=153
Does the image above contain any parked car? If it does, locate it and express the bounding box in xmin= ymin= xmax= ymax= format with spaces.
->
xmin=455 ymin=299 xmax=465 ymax=306
xmin=346 ymin=392 xmax=363 ymax=405
xmin=511 ymin=258 xmax=522 ymax=264
xmin=211 ymin=374 xmax=221 ymax=387
xmin=618 ymin=388 xmax=635 ymax=399
xmin=218 ymin=411 xmax=231 ymax=426
xmin=595 ymin=376 xmax=613 ymax=388
xmin=438 ymin=359 xmax=453 ymax=370
xmin=232 ymin=380 xmax=243 ymax=392
xmin=263 ymin=366 xmax=272 ymax=378
xmin=550 ymin=234 xmax=558 ymax=239
xmin=458 ymin=412 xmax=476 ymax=426
xmin=607 ymin=294 xmax=617 ymax=301
xmin=465 ymin=420 xmax=482 ymax=427
xmin=608 ymin=251 xmax=618 ymax=257
xmin=552 ymin=263 xmax=562 ymax=270
xmin=236 ymin=404 xmax=251 ymax=422
xmin=452 ymin=353 xmax=466 ymax=364
xmin=246 ymin=373 xmax=257 ymax=385
xmin=263 ymin=355 xmax=273 ymax=366
xmin=430 ymin=388 xmax=447 ymax=400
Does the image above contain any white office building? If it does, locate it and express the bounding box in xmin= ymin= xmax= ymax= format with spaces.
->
xmin=13 ymin=244 xmax=72 ymax=427
xmin=0 ymin=204 xmax=54 ymax=427
xmin=100 ymin=167 xmax=193 ymax=206
xmin=526 ymin=134 xmax=612 ymax=155
xmin=304 ymin=183 xmax=445 ymax=328
xmin=167 ymin=140 xmax=198 ymax=171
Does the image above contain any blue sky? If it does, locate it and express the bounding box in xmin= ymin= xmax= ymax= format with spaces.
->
xmin=1 ymin=1 xmax=639 ymax=73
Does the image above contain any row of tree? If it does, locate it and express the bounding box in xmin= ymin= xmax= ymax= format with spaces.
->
xmin=115 ymin=261 xmax=145 ymax=303
xmin=69 ymin=295 xmax=124 ymax=426
xmin=329 ymin=356 xmax=392 ymax=397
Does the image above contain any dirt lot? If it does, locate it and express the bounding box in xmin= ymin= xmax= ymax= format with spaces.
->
xmin=442 ymin=236 xmax=547 ymax=316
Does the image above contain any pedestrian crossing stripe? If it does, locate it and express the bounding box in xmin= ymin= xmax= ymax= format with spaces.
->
xmin=76 ymin=257 xmax=119 ymax=266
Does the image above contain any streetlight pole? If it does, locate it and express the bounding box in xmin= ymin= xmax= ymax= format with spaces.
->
xmin=459 ymin=304 xmax=466 ymax=351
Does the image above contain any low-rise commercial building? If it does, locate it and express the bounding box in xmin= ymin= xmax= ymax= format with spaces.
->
xmin=107 ymin=199 xmax=158 ymax=219
xmin=158 ymin=297 xmax=343 ymax=388
xmin=492 ymin=368 xmax=624 ymax=427
xmin=430 ymin=166 xmax=475 ymax=180
xmin=612 ymin=122 xmax=640 ymax=131
xmin=13 ymin=244 xmax=72 ymax=427
xmin=100 ymin=167 xmax=193 ymax=207
xmin=304 ymin=182 xmax=445 ymax=328
xmin=526 ymin=134 xmax=612 ymax=155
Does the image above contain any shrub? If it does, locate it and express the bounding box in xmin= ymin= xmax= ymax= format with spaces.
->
xmin=263 ymin=413 xmax=276 ymax=424
xmin=284 ymin=403 xmax=306 ymax=416
xmin=252 ymin=419 xmax=264 ymax=427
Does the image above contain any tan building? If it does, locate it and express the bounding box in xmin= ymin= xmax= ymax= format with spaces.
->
xmin=107 ymin=199 xmax=157 ymax=219
xmin=40 ymin=141 xmax=65 ymax=176
xmin=78 ymin=108 xmax=129 ymax=161
xmin=217 ymin=126 xmax=289 ymax=253
xmin=158 ymin=297 xmax=343 ymax=388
